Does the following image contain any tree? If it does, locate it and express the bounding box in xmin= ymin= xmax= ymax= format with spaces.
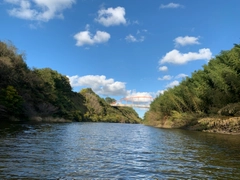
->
xmin=144 ymin=43 xmax=240 ymax=124
xmin=0 ymin=41 xmax=141 ymax=123
xmin=105 ymin=97 xmax=116 ymax=104
xmin=0 ymin=86 xmax=23 ymax=117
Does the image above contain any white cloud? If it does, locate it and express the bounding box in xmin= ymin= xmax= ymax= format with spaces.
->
xmin=125 ymin=34 xmax=136 ymax=42
xmin=156 ymin=89 xmax=165 ymax=95
xmin=125 ymin=34 xmax=144 ymax=43
xmin=160 ymin=3 xmax=184 ymax=9
xmin=132 ymin=20 xmax=139 ymax=24
xmin=156 ymin=90 xmax=165 ymax=96
xmin=174 ymin=36 xmax=200 ymax=47
xmin=159 ymin=66 xmax=168 ymax=71
xmin=160 ymin=48 xmax=212 ymax=64
xmin=74 ymin=30 xmax=110 ymax=46
xmin=5 ymin=0 xmax=75 ymax=21
xmin=67 ymin=75 xmax=127 ymax=96
xmin=137 ymin=29 xmax=148 ymax=34
xmin=158 ymin=75 xmax=173 ymax=81
xmin=166 ymin=80 xmax=179 ymax=88
xmin=175 ymin=73 xmax=188 ymax=79
xmin=85 ymin=24 xmax=90 ymax=30
xmin=125 ymin=92 xmax=154 ymax=103
xmin=95 ymin=6 xmax=126 ymax=27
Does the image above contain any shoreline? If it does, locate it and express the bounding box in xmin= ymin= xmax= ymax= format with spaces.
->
xmin=144 ymin=116 xmax=240 ymax=135
xmin=4 ymin=115 xmax=240 ymax=135
xmin=4 ymin=116 xmax=140 ymax=124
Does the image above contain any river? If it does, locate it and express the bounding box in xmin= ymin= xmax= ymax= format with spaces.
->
xmin=0 ymin=122 xmax=240 ymax=179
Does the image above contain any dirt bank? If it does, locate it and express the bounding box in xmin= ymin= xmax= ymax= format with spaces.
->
xmin=145 ymin=116 xmax=240 ymax=135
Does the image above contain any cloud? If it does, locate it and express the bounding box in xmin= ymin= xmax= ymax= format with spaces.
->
xmin=166 ymin=80 xmax=179 ymax=88
xmin=5 ymin=0 xmax=75 ymax=21
xmin=159 ymin=66 xmax=168 ymax=71
xmin=125 ymin=34 xmax=144 ymax=43
xmin=67 ymin=75 xmax=127 ymax=96
xmin=125 ymin=92 xmax=154 ymax=103
xmin=125 ymin=34 xmax=136 ymax=42
xmin=125 ymin=29 xmax=147 ymax=43
xmin=74 ymin=30 xmax=110 ymax=46
xmin=95 ymin=6 xmax=126 ymax=27
xmin=174 ymin=36 xmax=200 ymax=47
xmin=160 ymin=48 xmax=212 ymax=64
xmin=132 ymin=20 xmax=139 ymax=25
xmin=158 ymin=75 xmax=173 ymax=81
xmin=158 ymin=74 xmax=187 ymax=81
xmin=160 ymin=3 xmax=184 ymax=9
xmin=85 ymin=24 xmax=90 ymax=30
xmin=175 ymin=73 xmax=188 ymax=79
xmin=137 ymin=29 xmax=148 ymax=34
xmin=155 ymin=90 xmax=166 ymax=97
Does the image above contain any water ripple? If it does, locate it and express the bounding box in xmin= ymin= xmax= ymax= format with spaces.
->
xmin=0 ymin=122 xmax=240 ymax=179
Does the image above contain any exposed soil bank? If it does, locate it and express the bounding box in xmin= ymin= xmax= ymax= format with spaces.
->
xmin=145 ymin=116 xmax=240 ymax=135
xmin=193 ymin=117 xmax=240 ymax=135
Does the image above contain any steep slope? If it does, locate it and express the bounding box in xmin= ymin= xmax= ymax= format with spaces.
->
xmin=0 ymin=41 xmax=141 ymax=123
xmin=144 ymin=44 xmax=240 ymax=133
xmin=80 ymin=88 xmax=141 ymax=123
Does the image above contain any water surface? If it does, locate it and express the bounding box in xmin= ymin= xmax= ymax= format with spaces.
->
xmin=0 ymin=122 xmax=240 ymax=179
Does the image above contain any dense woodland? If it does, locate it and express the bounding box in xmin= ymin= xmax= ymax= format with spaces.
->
xmin=0 ymin=41 xmax=141 ymax=123
xmin=144 ymin=44 xmax=240 ymax=131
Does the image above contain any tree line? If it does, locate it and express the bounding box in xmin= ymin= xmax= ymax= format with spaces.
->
xmin=144 ymin=44 xmax=240 ymax=127
xmin=0 ymin=41 xmax=141 ymax=123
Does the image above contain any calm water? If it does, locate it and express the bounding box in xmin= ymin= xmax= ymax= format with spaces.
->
xmin=0 ymin=122 xmax=240 ymax=179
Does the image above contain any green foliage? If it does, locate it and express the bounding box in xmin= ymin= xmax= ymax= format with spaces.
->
xmin=0 ymin=86 xmax=23 ymax=117
xmin=145 ymin=43 xmax=240 ymax=126
xmin=0 ymin=41 xmax=140 ymax=123
xmin=80 ymin=88 xmax=141 ymax=123
xmin=105 ymin=97 xmax=116 ymax=104
xmin=0 ymin=41 xmax=86 ymax=121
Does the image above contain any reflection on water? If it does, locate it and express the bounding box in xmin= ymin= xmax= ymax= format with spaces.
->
xmin=0 ymin=122 xmax=240 ymax=179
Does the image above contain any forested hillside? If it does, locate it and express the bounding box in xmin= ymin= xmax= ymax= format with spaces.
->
xmin=80 ymin=88 xmax=141 ymax=123
xmin=0 ymin=41 xmax=141 ymax=123
xmin=144 ymin=44 xmax=240 ymax=133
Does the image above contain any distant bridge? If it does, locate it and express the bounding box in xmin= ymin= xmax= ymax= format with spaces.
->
xmin=111 ymin=103 xmax=150 ymax=108
xmin=110 ymin=96 xmax=154 ymax=109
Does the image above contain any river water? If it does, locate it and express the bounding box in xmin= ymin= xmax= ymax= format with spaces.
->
xmin=0 ymin=122 xmax=240 ymax=179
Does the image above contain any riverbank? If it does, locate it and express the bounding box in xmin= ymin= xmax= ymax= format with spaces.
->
xmin=6 ymin=116 xmax=73 ymax=123
xmin=144 ymin=116 xmax=240 ymax=135
xmin=5 ymin=115 xmax=141 ymax=124
xmin=29 ymin=116 xmax=72 ymax=123
xmin=192 ymin=117 xmax=240 ymax=135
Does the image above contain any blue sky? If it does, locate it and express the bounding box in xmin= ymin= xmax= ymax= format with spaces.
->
xmin=1 ymin=0 xmax=240 ymax=117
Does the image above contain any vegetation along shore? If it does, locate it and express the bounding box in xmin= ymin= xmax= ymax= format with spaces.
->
xmin=143 ymin=44 xmax=240 ymax=135
xmin=1 ymin=41 xmax=240 ymax=134
xmin=0 ymin=41 xmax=141 ymax=124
